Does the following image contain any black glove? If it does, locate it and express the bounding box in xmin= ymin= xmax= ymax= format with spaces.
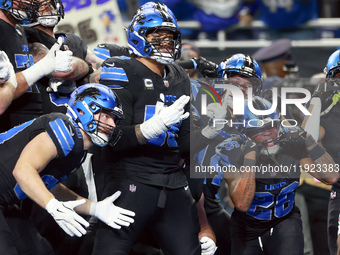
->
xmin=241 ymin=139 xmax=261 ymax=158
xmin=311 ymin=81 xmax=340 ymax=114
xmin=194 ymin=57 xmax=219 ymax=78
xmin=279 ymin=127 xmax=307 ymax=149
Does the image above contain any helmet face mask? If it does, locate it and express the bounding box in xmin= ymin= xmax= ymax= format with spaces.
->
xmin=246 ymin=120 xmax=281 ymax=155
xmin=236 ymin=96 xmax=281 ymax=155
xmin=145 ymin=27 xmax=180 ymax=65
xmin=21 ymin=0 xmax=64 ymax=27
xmin=1 ymin=0 xmax=35 ymax=21
xmin=127 ymin=5 xmax=181 ymax=65
xmin=325 ymin=50 xmax=340 ymax=81
xmin=218 ymin=54 xmax=262 ymax=96
xmin=67 ymin=84 xmax=124 ymax=147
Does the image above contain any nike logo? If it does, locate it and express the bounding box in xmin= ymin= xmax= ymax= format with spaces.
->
xmin=105 ymin=62 xmax=115 ymax=67
xmin=184 ymin=186 xmax=189 ymax=190
xmin=250 ymin=143 xmax=256 ymax=148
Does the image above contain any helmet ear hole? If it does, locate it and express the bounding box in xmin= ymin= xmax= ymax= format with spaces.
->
xmin=77 ymin=109 xmax=85 ymax=115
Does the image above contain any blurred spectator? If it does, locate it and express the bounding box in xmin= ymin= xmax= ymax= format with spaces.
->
xmin=177 ymin=40 xmax=200 ymax=78
xmin=118 ymin=0 xmax=254 ymax=39
xmin=242 ymin=0 xmax=319 ymax=40
xmin=318 ymin=0 xmax=340 ymax=17
xmin=253 ymin=38 xmax=293 ymax=79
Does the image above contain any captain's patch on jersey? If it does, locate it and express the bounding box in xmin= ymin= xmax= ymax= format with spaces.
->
xmin=144 ymin=79 xmax=154 ymax=90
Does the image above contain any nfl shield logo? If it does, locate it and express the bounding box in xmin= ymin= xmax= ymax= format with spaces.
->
xmin=129 ymin=184 xmax=137 ymax=192
xmin=163 ymin=79 xmax=169 ymax=87
xmin=331 ymin=191 xmax=336 ymax=199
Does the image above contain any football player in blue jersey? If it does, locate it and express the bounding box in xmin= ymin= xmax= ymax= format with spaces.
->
xmin=215 ymin=96 xmax=338 ymax=255
xmin=88 ymin=3 xmax=205 ymax=255
xmin=191 ymin=53 xmax=263 ymax=255
xmin=21 ymin=0 xmax=105 ymax=114
xmin=0 ymin=0 xmax=75 ymax=132
xmin=0 ymin=83 xmax=135 ymax=254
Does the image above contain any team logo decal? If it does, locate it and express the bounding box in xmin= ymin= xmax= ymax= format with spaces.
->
xmin=129 ymin=184 xmax=137 ymax=192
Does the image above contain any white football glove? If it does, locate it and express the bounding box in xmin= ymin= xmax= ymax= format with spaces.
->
xmin=22 ymin=37 xmax=73 ymax=86
xmin=140 ymin=94 xmax=190 ymax=140
xmin=201 ymin=95 xmax=229 ymax=139
xmin=200 ymin=236 xmax=217 ymax=255
xmin=45 ymin=198 xmax=89 ymax=237
xmin=0 ymin=51 xmax=17 ymax=88
xmin=90 ymin=191 xmax=135 ymax=229
xmin=54 ymin=50 xmax=73 ymax=73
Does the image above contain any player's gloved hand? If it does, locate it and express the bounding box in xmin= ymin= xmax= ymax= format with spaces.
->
xmin=0 ymin=51 xmax=17 ymax=88
xmin=90 ymin=191 xmax=135 ymax=229
xmin=279 ymin=127 xmax=307 ymax=149
xmin=312 ymin=81 xmax=337 ymax=102
xmin=193 ymin=57 xmax=219 ymax=78
xmin=45 ymin=198 xmax=89 ymax=237
xmin=201 ymin=95 xmax=229 ymax=139
xmin=200 ymin=236 xmax=217 ymax=255
xmin=312 ymin=81 xmax=340 ymax=115
xmin=241 ymin=139 xmax=261 ymax=159
xmin=140 ymin=94 xmax=190 ymax=140
xmin=22 ymin=37 xmax=73 ymax=86
xmin=54 ymin=49 xmax=73 ymax=73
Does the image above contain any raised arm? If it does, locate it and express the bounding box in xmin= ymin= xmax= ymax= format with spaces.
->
xmin=29 ymin=42 xmax=90 ymax=81
xmin=15 ymin=38 xmax=73 ymax=99
xmin=225 ymin=150 xmax=257 ymax=212
xmin=216 ymin=139 xmax=259 ymax=212
xmin=299 ymin=132 xmax=339 ymax=184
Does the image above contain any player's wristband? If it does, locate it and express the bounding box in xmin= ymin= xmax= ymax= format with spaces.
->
xmin=305 ymin=135 xmax=317 ymax=148
xmin=308 ymin=144 xmax=326 ymax=161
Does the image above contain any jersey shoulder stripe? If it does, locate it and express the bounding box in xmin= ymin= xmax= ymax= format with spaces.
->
xmin=100 ymin=66 xmax=129 ymax=82
xmin=0 ymin=119 xmax=34 ymax=144
xmin=94 ymin=46 xmax=110 ymax=60
xmin=48 ymin=118 xmax=75 ymax=156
